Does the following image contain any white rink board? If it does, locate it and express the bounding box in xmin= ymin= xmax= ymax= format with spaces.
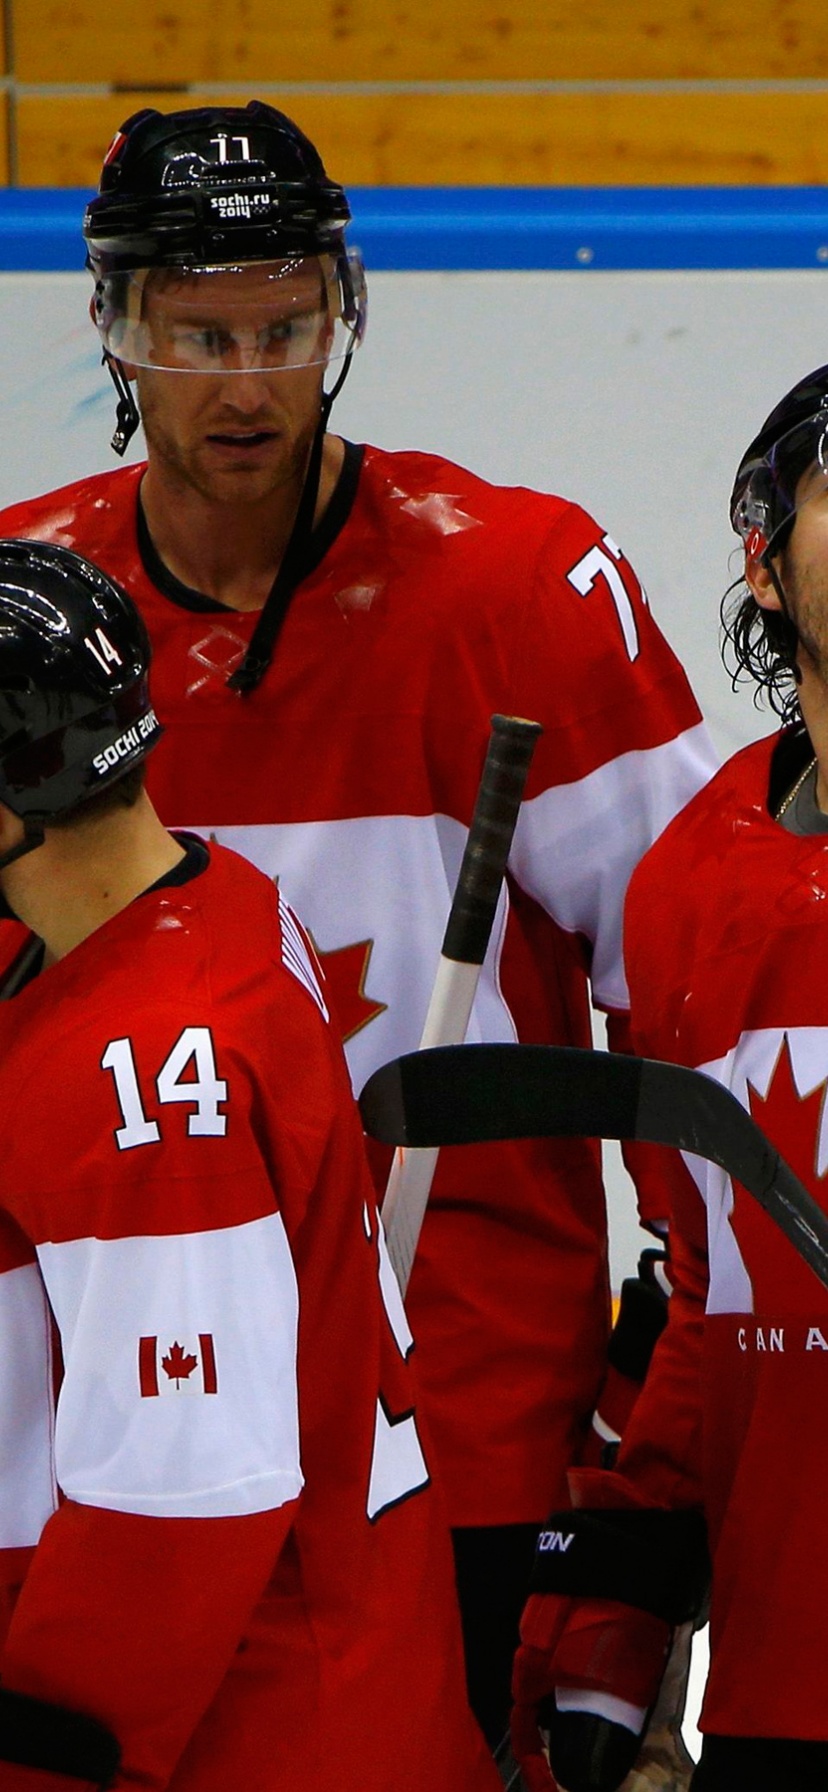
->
xmin=0 ymin=264 xmax=824 ymax=1290
xmin=2 ymin=267 xmax=827 ymax=768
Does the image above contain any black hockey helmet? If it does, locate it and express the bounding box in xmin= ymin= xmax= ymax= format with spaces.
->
xmin=730 ymin=363 xmax=828 ymax=561
xmin=0 ymin=539 xmax=161 ymax=864
xmin=83 ymin=102 xmax=367 ymax=455
xmin=84 ymin=101 xmax=352 ymax=271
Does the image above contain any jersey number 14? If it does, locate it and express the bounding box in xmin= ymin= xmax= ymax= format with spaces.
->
xmin=101 ymin=1028 xmax=227 ymax=1149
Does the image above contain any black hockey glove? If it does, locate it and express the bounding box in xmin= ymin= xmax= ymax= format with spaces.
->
xmin=511 ymin=1476 xmax=708 ymax=1792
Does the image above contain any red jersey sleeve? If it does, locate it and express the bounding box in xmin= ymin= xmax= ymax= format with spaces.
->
xmin=0 ymin=945 xmax=341 ymax=1789
xmin=614 ymin=1159 xmax=708 ymax=1510
xmin=507 ymin=503 xmax=716 ymax=1016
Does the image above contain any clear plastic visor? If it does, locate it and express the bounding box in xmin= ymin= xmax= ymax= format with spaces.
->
xmin=92 ymin=254 xmax=364 ymax=374
xmin=734 ymin=411 xmax=828 ymax=549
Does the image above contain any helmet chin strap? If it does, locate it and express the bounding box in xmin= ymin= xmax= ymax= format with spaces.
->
xmin=104 ymin=354 xmax=141 ymax=457
xmin=105 ymin=329 xmax=356 ymax=693
xmin=0 ymin=821 xmax=45 ymax=919
xmin=227 ymin=349 xmax=355 ymax=696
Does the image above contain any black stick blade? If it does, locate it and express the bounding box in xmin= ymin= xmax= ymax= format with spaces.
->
xmin=359 ymin=1044 xmax=828 ymax=1292
xmin=360 ymin=1045 xmax=643 ymax=1147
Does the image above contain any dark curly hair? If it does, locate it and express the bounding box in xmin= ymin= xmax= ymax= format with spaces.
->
xmin=724 ymin=364 xmax=828 ymax=724
xmin=720 ymin=568 xmax=801 ymax=724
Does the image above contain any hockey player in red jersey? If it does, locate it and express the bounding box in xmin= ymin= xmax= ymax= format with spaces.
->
xmin=0 ymin=102 xmax=718 ymax=1745
xmin=0 ymin=539 xmax=497 ymax=1792
xmin=509 ymin=369 xmax=828 ymax=1792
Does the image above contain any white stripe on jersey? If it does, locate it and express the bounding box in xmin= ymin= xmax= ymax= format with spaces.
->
xmin=367 ymin=1397 xmax=429 ymax=1523
xmin=278 ymin=890 xmax=329 ymax=1021
xmin=511 ymin=721 xmax=717 ymax=1011
xmin=200 ymin=815 xmax=516 ymax=1095
xmin=37 ymin=1213 xmax=303 ymax=1519
xmin=0 ymin=1259 xmax=58 ymax=1547
xmin=202 ymin=722 xmax=715 ymax=1091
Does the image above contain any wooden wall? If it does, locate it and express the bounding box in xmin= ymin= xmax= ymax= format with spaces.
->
xmin=7 ymin=2 xmax=828 ymax=186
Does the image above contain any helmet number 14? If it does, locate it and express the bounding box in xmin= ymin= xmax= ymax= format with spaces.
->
xmin=85 ymin=627 xmax=124 ymax=676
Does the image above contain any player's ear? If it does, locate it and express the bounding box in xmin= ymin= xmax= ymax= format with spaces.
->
xmin=0 ymin=801 xmax=25 ymax=856
xmin=745 ymin=552 xmax=783 ymax=614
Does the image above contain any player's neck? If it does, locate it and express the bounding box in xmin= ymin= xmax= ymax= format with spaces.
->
xmin=795 ymin=663 xmax=828 ymax=813
xmin=139 ymin=432 xmax=345 ymax=613
xmin=1 ymin=794 xmax=185 ymax=964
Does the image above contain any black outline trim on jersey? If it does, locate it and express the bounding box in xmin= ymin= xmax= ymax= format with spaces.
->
xmin=142 ymin=832 xmax=210 ymax=894
xmin=136 ymin=439 xmax=365 ymax=615
xmin=367 ymin=1391 xmax=431 ymax=1526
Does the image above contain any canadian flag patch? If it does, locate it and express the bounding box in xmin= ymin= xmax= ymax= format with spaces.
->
xmin=139 ymin=1334 xmax=218 ymax=1397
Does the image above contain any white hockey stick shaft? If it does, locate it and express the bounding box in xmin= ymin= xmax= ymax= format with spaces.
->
xmin=381 ymin=713 xmax=542 ymax=1294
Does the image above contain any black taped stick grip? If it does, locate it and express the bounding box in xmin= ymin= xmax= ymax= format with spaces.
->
xmin=442 ymin=714 xmax=543 ymax=966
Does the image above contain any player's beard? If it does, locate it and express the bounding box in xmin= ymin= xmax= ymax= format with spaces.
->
xmin=135 ymin=372 xmax=320 ymax=510
xmin=783 ymin=570 xmax=828 ymax=685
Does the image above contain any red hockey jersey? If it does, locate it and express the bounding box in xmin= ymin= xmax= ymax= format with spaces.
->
xmin=0 ymin=843 xmax=496 ymax=1790
xmin=620 ymin=731 xmax=828 ymax=1740
xmin=0 ymin=445 xmax=716 ymax=1523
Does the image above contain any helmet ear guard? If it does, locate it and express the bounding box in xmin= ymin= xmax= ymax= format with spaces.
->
xmin=744 ymin=525 xmax=768 ymax=562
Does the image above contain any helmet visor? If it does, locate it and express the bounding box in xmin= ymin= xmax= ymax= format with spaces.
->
xmin=92 ymin=252 xmax=365 ymax=374
xmin=733 ymin=409 xmax=828 ymax=552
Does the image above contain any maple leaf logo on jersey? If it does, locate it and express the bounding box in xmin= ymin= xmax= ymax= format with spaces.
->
xmin=731 ymin=1035 xmax=828 ymax=1313
xmin=203 ymin=848 xmax=388 ymax=1044
xmin=163 ymin=1342 xmax=198 ymax=1387
xmin=139 ymin=1333 xmax=219 ymax=1396
xmin=313 ymin=936 xmax=387 ymax=1042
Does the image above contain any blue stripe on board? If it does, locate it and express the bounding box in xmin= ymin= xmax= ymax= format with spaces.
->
xmin=2 ymin=186 xmax=828 ymax=272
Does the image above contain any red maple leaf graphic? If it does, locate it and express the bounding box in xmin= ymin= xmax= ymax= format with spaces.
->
xmin=312 ymin=937 xmax=387 ymax=1043
xmin=200 ymin=878 xmax=386 ymax=1048
xmin=162 ymin=1341 xmax=198 ymax=1388
xmin=733 ymin=1036 xmax=828 ymax=1312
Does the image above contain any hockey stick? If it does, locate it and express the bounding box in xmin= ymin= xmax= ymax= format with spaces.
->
xmin=381 ymin=714 xmax=542 ymax=1294
xmin=362 ymin=1044 xmax=828 ymax=1291
xmin=492 ymin=1730 xmax=526 ymax=1791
